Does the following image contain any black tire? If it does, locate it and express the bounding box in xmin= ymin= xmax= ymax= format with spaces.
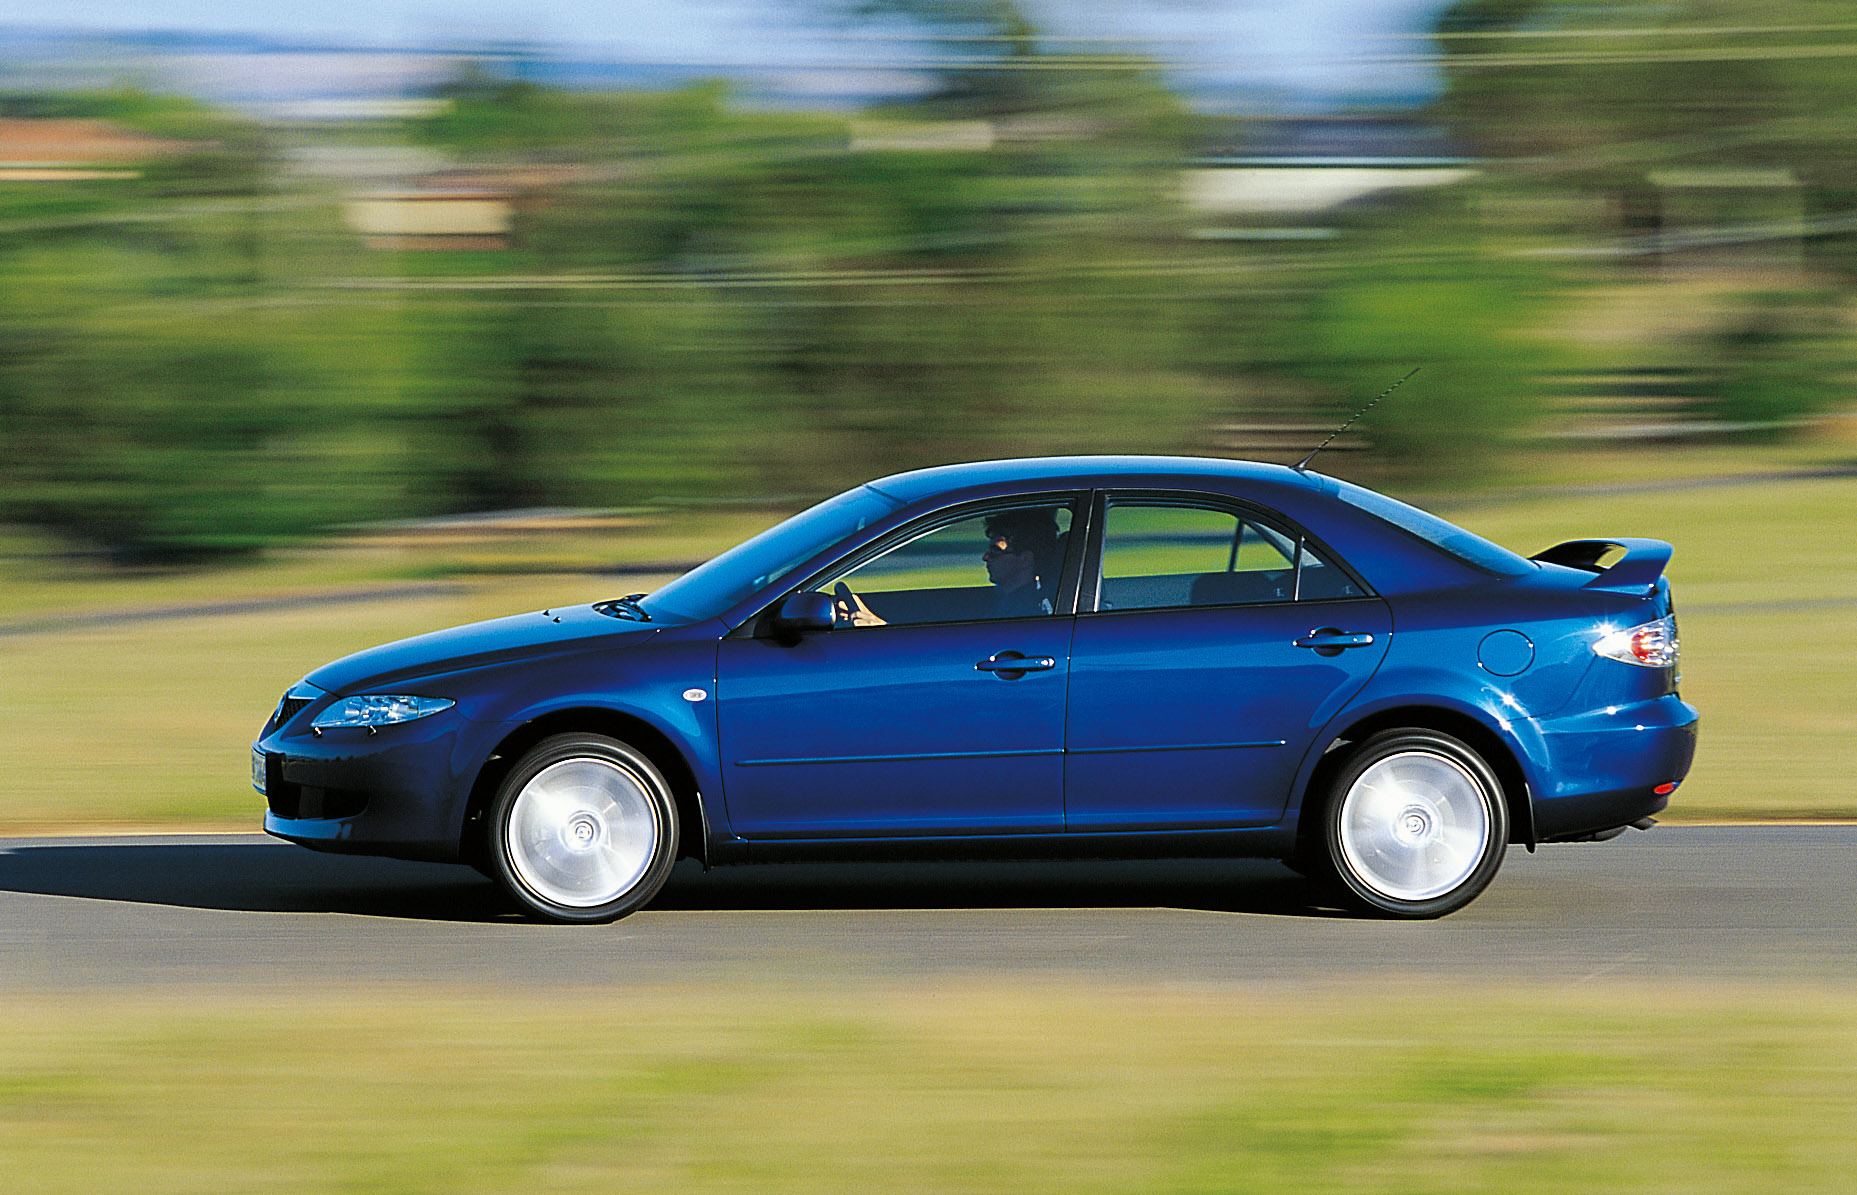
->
xmin=486 ymin=733 xmax=679 ymax=924
xmin=1308 ymin=729 xmax=1508 ymax=919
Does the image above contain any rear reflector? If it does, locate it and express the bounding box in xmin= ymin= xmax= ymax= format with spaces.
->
xmin=1654 ymin=782 xmax=1678 ymax=795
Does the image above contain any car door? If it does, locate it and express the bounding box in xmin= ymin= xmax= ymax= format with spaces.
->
xmin=716 ymin=496 xmax=1081 ymax=839
xmin=1063 ymin=493 xmax=1391 ymax=830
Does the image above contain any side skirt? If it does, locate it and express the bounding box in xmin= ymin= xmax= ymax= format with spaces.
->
xmin=739 ymin=825 xmax=1297 ymax=866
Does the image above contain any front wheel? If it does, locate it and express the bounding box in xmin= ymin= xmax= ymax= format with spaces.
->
xmin=486 ymin=734 xmax=679 ymax=923
xmin=1313 ymin=729 xmax=1508 ymax=919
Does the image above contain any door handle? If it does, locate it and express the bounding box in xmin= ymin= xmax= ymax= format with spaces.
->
xmin=1294 ymin=629 xmax=1375 ymax=656
xmin=975 ymin=651 xmax=1057 ymax=676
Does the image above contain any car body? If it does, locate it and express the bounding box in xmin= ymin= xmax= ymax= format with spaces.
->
xmin=254 ymin=456 xmax=1698 ymax=921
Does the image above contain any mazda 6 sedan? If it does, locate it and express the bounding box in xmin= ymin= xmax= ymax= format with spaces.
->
xmin=254 ymin=456 xmax=1697 ymax=921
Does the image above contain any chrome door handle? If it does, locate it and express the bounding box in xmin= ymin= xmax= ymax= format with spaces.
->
xmin=975 ymin=651 xmax=1057 ymax=675
xmin=1294 ymin=629 xmax=1375 ymax=656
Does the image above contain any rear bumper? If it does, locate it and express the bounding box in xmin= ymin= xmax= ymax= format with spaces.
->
xmin=1528 ymin=694 xmax=1698 ymax=840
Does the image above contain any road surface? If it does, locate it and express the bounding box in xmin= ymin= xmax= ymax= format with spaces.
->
xmin=1 ymin=825 xmax=1850 ymax=991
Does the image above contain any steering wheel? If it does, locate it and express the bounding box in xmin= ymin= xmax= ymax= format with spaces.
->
xmin=832 ymin=581 xmax=858 ymax=625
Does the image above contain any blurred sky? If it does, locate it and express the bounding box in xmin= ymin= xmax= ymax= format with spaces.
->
xmin=0 ymin=0 xmax=1459 ymax=109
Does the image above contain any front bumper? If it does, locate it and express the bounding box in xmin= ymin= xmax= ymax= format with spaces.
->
xmin=253 ymin=712 xmax=503 ymax=863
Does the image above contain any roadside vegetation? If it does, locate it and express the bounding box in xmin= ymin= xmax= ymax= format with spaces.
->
xmin=2 ymin=978 xmax=1854 ymax=1192
xmin=5 ymin=1 xmax=1856 ymax=564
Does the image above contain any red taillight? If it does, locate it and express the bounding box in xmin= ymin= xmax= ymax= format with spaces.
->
xmin=1654 ymin=782 xmax=1678 ymax=796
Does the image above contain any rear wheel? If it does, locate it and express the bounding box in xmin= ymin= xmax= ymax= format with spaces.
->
xmin=486 ymin=734 xmax=679 ymax=923
xmin=1313 ymin=729 xmax=1508 ymax=918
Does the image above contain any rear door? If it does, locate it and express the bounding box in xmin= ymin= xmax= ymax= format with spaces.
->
xmin=1063 ymin=493 xmax=1390 ymax=830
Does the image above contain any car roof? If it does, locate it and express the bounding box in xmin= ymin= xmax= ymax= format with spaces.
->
xmin=863 ymin=455 xmax=1324 ymax=504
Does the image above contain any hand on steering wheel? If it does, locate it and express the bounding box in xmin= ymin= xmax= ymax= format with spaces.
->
xmin=833 ymin=581 xmax=885 ymax=627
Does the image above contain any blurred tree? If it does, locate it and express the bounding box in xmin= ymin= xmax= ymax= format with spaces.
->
xmin=1435 ymin=0 xmax=1857 ymax=436
xmin=1271 ymin=189 xmax=1569 ymax=481
xmin=0 ymin=103 xmax=404 ymax=563
xmin=840 ymin=0 xmax=1046 ymax=117
xmin=12 ymin=13 xmax=1651 ymax=566
xmin=407 ymin=36 xmax=1208 ymax=505
xmin=1704 ymin=290 xmax=1851 ymax=435
xmin=1436 ymin=0 xmax=1857 ymax=250
xmin=405 ymin=80 xmax=827 ymax=509
xmin=0 ymin=292 xmax=389 ymax=563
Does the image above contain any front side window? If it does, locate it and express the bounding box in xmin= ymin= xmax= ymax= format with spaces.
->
xmin=819 ymin=500 xmax=1074 ymax=628
xmin=1094 ymin=500 xmax=1364 ymax=612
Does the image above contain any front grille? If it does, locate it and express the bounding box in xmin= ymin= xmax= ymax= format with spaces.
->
xmin=268 ymin=695 xmax=313 ymax=734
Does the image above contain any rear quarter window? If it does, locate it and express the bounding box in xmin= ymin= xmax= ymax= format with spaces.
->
xmin=1331 ymin=480 xmax=1534 ymax=577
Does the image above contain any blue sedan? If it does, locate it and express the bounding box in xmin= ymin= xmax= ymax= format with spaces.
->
xmin=253 ymin=457 xmax=1698 ymax=921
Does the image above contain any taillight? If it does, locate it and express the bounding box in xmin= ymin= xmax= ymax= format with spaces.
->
xmin=1594 ymin=615 xmax=1678 ymax=669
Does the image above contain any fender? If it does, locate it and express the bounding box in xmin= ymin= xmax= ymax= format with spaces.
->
xmin=1286 ymin=680 xmax=1550 ymax=831
xmin=440 ymin=632 xmax=730 ymax=849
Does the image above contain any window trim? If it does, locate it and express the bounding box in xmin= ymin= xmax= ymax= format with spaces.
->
xmin=1080 ymin=489 xmax=1376 ymax=616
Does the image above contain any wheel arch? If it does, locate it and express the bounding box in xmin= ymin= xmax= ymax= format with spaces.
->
xmin=460 ymin=707 xmax=710 ymax=870
xmin=1295 ymin=704 xmax=1536 ymax=853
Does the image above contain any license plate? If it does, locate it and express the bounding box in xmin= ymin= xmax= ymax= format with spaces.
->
xmin=251 ymin=744 xmax=267 ymax=794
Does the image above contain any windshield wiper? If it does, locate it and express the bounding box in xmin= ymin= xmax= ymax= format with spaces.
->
xmin=592 ymin=593 xmax=653 ymax=622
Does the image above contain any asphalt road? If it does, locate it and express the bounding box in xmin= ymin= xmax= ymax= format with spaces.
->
xmin=1 ymin=826 xmax=1851 ymax=991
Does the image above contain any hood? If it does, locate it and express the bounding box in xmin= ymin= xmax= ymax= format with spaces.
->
xmin=305 ymin=603 xmax=657 ymax=694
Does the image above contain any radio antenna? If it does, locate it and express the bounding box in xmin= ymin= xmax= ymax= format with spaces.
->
xmin=1293 ymin=367 xmax=1420 ymax=473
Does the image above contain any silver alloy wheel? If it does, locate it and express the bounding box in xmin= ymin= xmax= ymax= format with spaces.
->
xmin=1336 ymin=749 xmax=1493 ymax=903
xmin=505 ymin=756 xmax=662 ymax=908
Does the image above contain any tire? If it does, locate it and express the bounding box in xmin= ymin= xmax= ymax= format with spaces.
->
xmin=1311 ymin=729 xmax=1508 ymax=919
xmin=486 ymin=733 xmax=679 ymax=924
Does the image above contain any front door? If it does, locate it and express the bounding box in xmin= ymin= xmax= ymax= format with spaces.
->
xmin=716 ymin=498 xmax=1078 ymax=839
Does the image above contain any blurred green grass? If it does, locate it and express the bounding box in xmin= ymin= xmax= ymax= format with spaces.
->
xmin=1 ymin=979 xmax=1853 ymax=1193
xmin=1 ymin=448 xmax=1853 ymax=828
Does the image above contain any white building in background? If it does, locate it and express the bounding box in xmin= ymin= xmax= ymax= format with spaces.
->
xmin=1182 ymin=116 xmax=1477 ymax=236
xmin=1184 ymin=159 xmax=1477 ymax=216
xmin=342 ymin=190 xmax=515 ymax=250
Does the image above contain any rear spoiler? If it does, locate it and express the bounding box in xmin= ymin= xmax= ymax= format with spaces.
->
xmin=1530 ymin=538 xmax=1673 ymax=594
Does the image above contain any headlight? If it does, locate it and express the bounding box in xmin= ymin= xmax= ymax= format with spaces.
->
xmin=312 ymin=694 xmax=455 ymax=730
xmin=1593 ymin=615 xmax=1678 ymax=669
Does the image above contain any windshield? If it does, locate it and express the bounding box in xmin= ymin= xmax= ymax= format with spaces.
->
xmin=643 ymin=485 xmax=903 ymax=623
xmin=1331 ymin=479 xmax=1534 ymax=577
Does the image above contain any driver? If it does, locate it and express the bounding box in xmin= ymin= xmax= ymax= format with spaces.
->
xmin=836 ymin=507 xmax=1060 ymax=627
xmin=978 ymin=507 xmax=1058 ymax=619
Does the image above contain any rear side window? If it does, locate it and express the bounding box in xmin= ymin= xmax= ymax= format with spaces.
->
xmin=1094 ymin=501 xmax=1366 ymax=611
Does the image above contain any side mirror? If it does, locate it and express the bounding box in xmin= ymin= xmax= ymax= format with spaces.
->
xmin=772 ymin=590 xmax=835 ymax=637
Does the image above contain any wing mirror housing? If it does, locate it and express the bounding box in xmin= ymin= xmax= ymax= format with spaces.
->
xmin=772 ymin=590 xmax=836 ymax=638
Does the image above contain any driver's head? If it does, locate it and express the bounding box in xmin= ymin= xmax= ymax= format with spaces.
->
xmin=982 ymin=508 xmax=1059 ymax=589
